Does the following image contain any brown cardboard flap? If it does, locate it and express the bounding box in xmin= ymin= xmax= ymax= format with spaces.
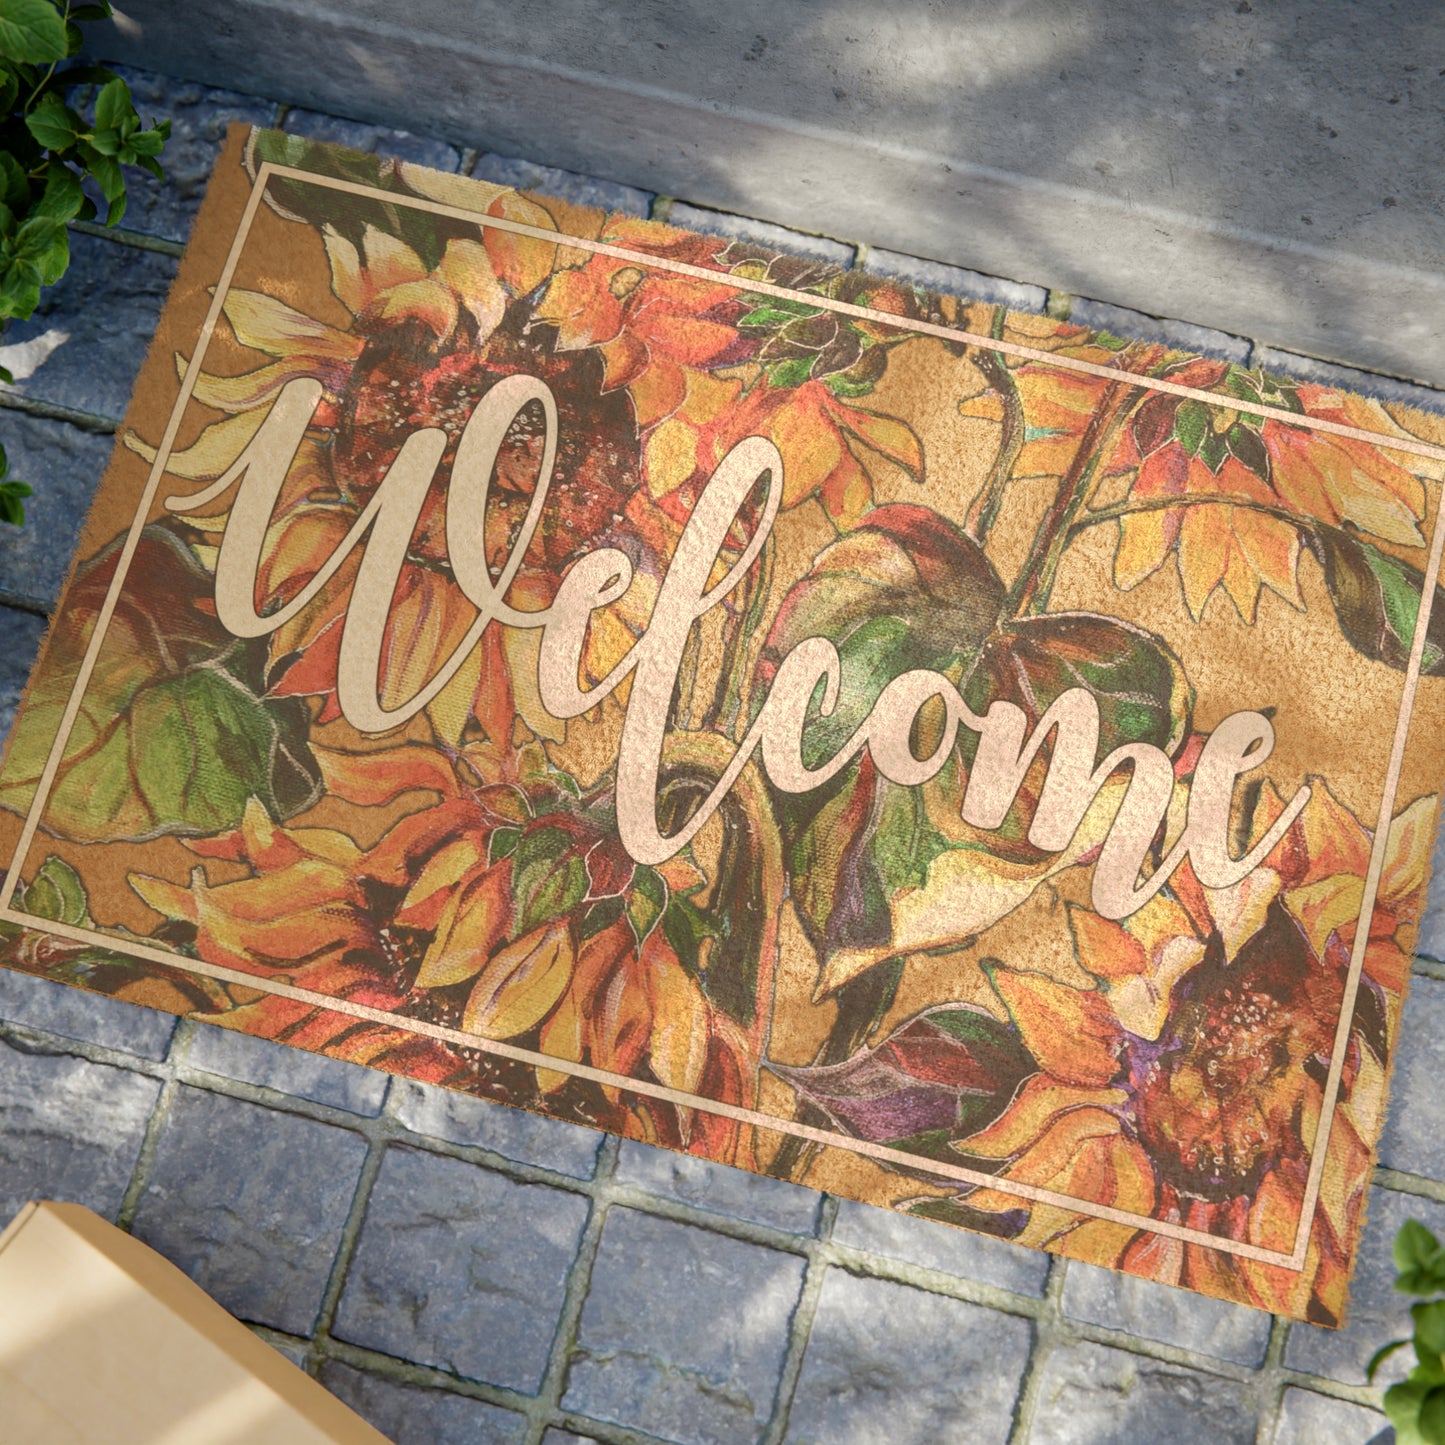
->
xmin=0 ymin=1201 xmax=389 ymax=1445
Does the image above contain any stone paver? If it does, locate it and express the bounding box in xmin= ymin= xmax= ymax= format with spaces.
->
xmin=863 ymin=247 xmax=1047 ymax=313
xmin=786 ymin=1270 xmax=1029 ymax=1445
xmin=1067 ymin=296 xmax=1251 ymax=363
xmin=1028 ymin=1341 xmax=1257 ymax=1445
xmin=0 ymin=1036 xmax=161 ymax=1225
xmin=0 ymin=967 xmax=176 ymax=1060
xmin=319 ymin=1361 xmax=527 ymax=1445
xmin=564 ymin=1208 xmax=804 ymax=1445
xmin=389 ymin=1077 xmax=601 ymax=1176
xmin=0 ymin=413 xmax=114 ymax=611
xmin=0 ymin=231 xmax=177 ymax=422
xmin=1271 ymin=1387 xmax=1389 ymax=1445
xmin=187 ymin=1022 xmax=388 ymax=1116
xmin=129 ymin=1086 xmax=367 ymax=1334
xmin=1379 ymin=974 xmax=1445 ymax=1177
xmin=1422 ymin=820 xmax=1445 ymax=962
xmin=830 ymin=1196 xmax=1049 ymax=1297
xmin=472 ymin=154 xmax=652 ymax=216
xmin=335 ymin=1144 xmax=588 ymax=1391
xmin=667 ymin=202 xmax=854 ymax=267
xmin=614 ymin=1139 xmax=820 ymax=1233
xmin=0 ymin=606 xmax=45 ymax=738
xmin=283 ymin=108 xmax=461 ymax=171
xmin=1059 ymin=1259 xmax=1271 ymax=1367
xmin=1285 ymin=1185 xmax=1445 ymax=1386
xmin=85 ymin=65 xmax=277 ymax=243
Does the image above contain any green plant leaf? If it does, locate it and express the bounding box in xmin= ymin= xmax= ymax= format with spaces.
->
xmin=1368 ymin=1337 xmax=1413 ymax=1383
xmin=1315 ymin=525 xmax=1445 ymax=676
xmin=0 ymin=525 xmax=321 ymax=837
xmin=1395 ymin=1220 xmax=1445 ymax=1295
xmin=92 ymin=75 xmax=129 ymax=130
xmin=1418 ymin=1301 xmax=1445 ymax=1359
xmin=1173 ymin=398 xmax=1209 ymax=455
xmin=1387 ymin=1380 xmax=1432 ymax=1443
xmin=21 ymin=854 xmax=91 ymax=926
xmin=1423 ymin=1387 xmax=1445 ymax=1445
xmin=0 ymin=0 xmax=68 ymax=64
xmin=15 ymin=212 xmax=66 ymax=284
xmin=24 ymin=90 xmax=80 ymax=150
xmin=0 ymin=478 xmax=32 ymax=525
xmin=0 ymin=261 xmax=41 ymax=321
xmin=127 ymin=122 xmax=168 ymax=157
xmin=0 ymin=151 xmax=27 ymax=208
xmin=33 ymin=161 xmax=81 ymax=221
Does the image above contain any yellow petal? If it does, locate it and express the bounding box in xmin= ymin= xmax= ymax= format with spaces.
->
xmin=647 ymin=964 xmax=710 ymax=1095
xmin=645 ymin=417 xmax=698 ymax=498
xmin=322 ymin=225 xmax=367 ymax=315
xmin=160 ymin=408 xmax=271 ymax=482
xmin=373 ymin=278 xmax=458 ymax=340
xmin=361 ymin=225 xmax=428 ymax=294
xmin=464 ymin=923 xmax=575 ymax=1039
xmin=437 ymin=238 xmax=507 ymax=341
xmin=223 ymin=289 xmax=356 ymax=362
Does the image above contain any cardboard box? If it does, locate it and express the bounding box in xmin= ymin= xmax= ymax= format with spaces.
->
xmin=0 ymin=1201 xmax=388 ymax=1444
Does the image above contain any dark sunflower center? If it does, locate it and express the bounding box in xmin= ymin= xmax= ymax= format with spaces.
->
xmin=1130 ymin=900 xmax=1339 ymax=1203
xmin=330 ymin=308 xmax=641 ymax=579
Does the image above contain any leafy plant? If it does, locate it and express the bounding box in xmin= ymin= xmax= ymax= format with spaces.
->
xmin=1368 ymin=1220 xmax=1445 ymax=1442
xmin=0 ymin=0 xmax=170 ymax=522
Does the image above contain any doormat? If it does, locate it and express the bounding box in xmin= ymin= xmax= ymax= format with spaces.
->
xmin=4 ymin=127 xmax=1444 ymax=1324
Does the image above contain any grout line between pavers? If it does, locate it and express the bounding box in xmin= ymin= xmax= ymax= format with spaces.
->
xmin=1007 ymin=1253 xmax=1067 ymax=1444
xmin=113 ymin=1016 xmax=199 ymax=1229
xmin=1413 ymin=954 xmax=1445 ymax=980
xmin=1252 ymin=1313 xmax=1294 ymax=1445
xmin=0 ymin=590 xmax=51 ymax=619
xmin=1374 ymin=1165 xmax=1445 ymax=1205
xmin=519 ymin=1133 xmax=620 ymax=1445
xmin=0 ymin=386 xmax=118 ymax=434
xmin=303 ymin=1121 xmax=391 ymax=1375
xmin=759 ymin=1193 xmax=837 ymax=1445
xmin=66 ymin=218 xmax=185 ymax=257
xmin=312 ymin=1335 xmax=541 ymax=1418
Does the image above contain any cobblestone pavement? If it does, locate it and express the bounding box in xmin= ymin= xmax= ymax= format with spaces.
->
xmin=1 ymin=64 xmax=1438 ymax=1445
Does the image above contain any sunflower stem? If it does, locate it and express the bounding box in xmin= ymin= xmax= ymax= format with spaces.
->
xmin=1007 ymin=379 xmax=1140 ymax=616
xmin=964 ymin=307 xmax=1025 ymax=543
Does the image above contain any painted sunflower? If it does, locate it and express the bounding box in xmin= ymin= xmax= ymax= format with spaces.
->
xmin=939 ymin=779 xmax=1433 ymax=1321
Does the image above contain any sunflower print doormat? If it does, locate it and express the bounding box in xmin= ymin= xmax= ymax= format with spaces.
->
xmin=4 ymin=128 xmax=1444 ymax=1324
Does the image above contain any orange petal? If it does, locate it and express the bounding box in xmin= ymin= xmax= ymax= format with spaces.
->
xmin=958 ymin=1074 xmax=1126 ymax=1160
xmin=992 ymin=970 xmax=1123 ymax=1086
